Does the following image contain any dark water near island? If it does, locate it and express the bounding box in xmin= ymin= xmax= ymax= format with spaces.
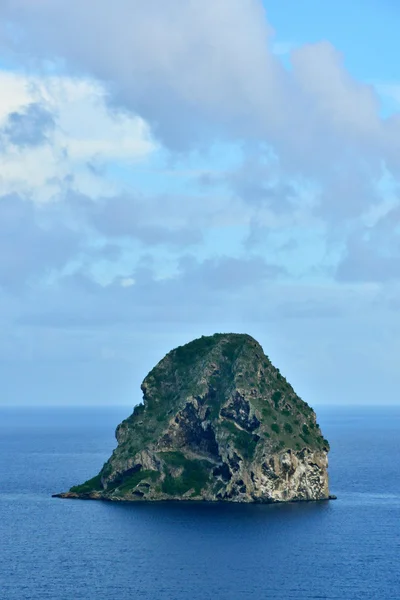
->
xmin=1 ymin=406 xmax=400 ymax=600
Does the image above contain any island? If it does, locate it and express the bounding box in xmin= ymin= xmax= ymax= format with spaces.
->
xmin=54 ymin=333 xmax=334 ymax=503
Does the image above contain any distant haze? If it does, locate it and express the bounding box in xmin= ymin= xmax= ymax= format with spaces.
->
xmin=0 ymin=1 xmax=399 ymax=406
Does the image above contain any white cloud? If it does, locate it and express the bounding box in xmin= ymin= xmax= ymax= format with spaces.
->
xmin=120 ymin=277 xmax=135 ymax=287
xmin=42 ymin=76 xmax=155 ymax=162
xmin=0 ymin=70 xmax=156 ymax=201
xmin=0 ymin=0 xmax=280 ymax=148
xmin=1 ymin=1 xmax=398 ymax=215
xmin=0 ymin=71 xmax=32 ymax=115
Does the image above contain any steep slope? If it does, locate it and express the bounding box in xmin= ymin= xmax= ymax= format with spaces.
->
xmin=54 ymin=333 xmax=332 ymax=503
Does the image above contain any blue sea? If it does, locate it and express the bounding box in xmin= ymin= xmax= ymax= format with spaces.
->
xmin=1 ymin=406 xmax=399 ymax=600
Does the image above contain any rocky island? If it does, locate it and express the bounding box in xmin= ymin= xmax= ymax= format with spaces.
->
xmin=54 ymin=333 xmax=333 ymax=503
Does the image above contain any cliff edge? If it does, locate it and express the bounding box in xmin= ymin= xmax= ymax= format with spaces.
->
xmin=54 ymin=333 xmax=332 ymax=503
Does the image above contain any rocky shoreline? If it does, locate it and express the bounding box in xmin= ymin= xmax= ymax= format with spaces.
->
xmin=53 ymin=491 xmax=337 ymax=502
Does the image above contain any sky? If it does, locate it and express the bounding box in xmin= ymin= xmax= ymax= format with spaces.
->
xmin=0 ymin=0 xmax=399 ymax=407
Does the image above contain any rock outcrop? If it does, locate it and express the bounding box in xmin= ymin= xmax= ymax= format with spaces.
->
xmin=54 ymin=333 xmax=333 ymax=503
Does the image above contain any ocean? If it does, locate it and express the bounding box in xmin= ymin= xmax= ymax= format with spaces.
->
xmin=0 ymin=405 xmax=399 ymax=600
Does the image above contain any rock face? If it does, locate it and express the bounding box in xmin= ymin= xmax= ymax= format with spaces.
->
xmin=54 ymin=333 xmax=332 ymax=503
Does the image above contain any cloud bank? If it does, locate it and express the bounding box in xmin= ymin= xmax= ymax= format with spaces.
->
xmin=0 ymin=1 xmax=399 ymax=405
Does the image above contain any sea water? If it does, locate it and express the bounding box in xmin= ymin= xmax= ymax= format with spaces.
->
xmin=0 ymin=405 xmax=399 ymax=600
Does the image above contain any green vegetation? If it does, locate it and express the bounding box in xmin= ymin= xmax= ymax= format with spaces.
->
xmin=272 ymin=391 xmax=282 ymax=408
xmin=233 ymin=430 xmax=259 ymax=461
xmin=132 ymin=403 xmax=145 ymax=417
xmin=262 ymin=406 xmax=273 ymax=418
xmin=70 ymin=474 xmax=102 ymax=494
xmin=222 ymin=339 xmax=240 ymax=362
xmin=173 ymin=335 xmax=218 ymax=368
xmin=161 ymin=452 xmax=211 ymax=496
xmin=117 ymin=470 xmax=159 ymax=495
xmin=284 ymin=423 xmax=293 ymax=434
xmin=220 ymin=421 xmax=259 ymax=460
xmin=100 ymin=461 xmax=112 ymax=479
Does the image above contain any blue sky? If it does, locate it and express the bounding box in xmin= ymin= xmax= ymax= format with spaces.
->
xmin=268 ymin=1 xmax=398 ymax=76
xmin=0 ymin=0 xmax=399 ymax=406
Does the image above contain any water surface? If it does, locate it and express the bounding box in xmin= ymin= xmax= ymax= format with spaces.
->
xmin=1 ymin=406 xmax=399 ymax=599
